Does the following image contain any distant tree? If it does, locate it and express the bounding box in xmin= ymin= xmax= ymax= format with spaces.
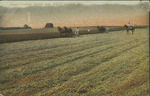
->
xmin=24 ymin=24 xmax=29 ymax=28
xmin=23 ymin=24 xmax=32 ymax=29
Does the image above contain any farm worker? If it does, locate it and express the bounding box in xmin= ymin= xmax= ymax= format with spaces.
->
xmin=75 ymin=27 xmax=80 ymax=37
xmin=105 ymin=27 xmax=109 ymax=32
xmin=128 ymin=22 xmax=131 ymax=29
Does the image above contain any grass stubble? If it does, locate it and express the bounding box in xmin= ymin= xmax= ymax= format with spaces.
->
xmin=0 ymin=28 xmax=149 ymax=96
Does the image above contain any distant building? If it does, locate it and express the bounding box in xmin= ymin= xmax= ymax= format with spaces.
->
xmin=45 ymin=23 xmax=54 ymax=28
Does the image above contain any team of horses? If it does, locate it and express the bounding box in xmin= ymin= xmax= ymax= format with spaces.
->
xmin=57 ymin=25 xmax=135 ymax=37
xmin=97 ymin=26 xmax=107 ymax=33
xmin=57 ymin=26 xmax=108 ymax=37
xmin=57 ymin=26 xmax=73 ymax=37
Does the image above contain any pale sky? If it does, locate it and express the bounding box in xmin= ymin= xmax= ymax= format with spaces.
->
xmin=0 ymin=1 xmax=149 ymax=28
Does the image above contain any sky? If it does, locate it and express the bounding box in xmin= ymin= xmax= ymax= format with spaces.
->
xmin=0 ymin=1 xmax=149 ymax=28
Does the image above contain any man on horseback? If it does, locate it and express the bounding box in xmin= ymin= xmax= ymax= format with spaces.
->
xmin=124 ymin=22 xmax=135 ymax=34
xmin=128 ymin=22 xmax=131 ymax=30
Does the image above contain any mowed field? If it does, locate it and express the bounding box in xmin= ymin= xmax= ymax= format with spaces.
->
xmin=0 ymin=28 xmax=149 ymax=96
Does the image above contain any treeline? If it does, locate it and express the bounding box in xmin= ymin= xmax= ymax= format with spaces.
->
xmin=0 ymin=24 xmax=32 ymax=30
xmin=0 ymin=27 xmax=32 ymax=30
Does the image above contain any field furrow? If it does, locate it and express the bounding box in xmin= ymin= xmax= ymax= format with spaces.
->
xmin=1 ymin=36 xmax=146 ymax=84
xmin=45 ymin=41 xmax=148 ymax=96
xmin=0 ymin=28 xmax=149 ymax=96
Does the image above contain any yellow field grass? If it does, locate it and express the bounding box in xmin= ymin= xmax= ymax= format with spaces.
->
xmin=0 ymin=28 xmax=149 ymax=96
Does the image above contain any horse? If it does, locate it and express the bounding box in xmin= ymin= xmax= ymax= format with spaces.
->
xmin=63 ymin=26 xmax=73 ymax=37
xmin=57 ymin=26 xmax=67 ymax=37
xmin=63 ymin=26 xmax=69 ymax=37
xmin=97 ymin=26 xmax=106 ymax=33
xmin=57 ymin=26 xmax=73 ymax=37
xmin=67 ymin=28 xmax=73 ymax=37
xmin=124 ymin=25 xmax=135 ymax=34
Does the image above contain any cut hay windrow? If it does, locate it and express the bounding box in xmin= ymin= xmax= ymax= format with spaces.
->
xmin=0 ymin=26 xmax=147 ymax=43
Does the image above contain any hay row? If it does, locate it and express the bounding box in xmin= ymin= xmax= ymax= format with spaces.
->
xmin=0 ymin=26 xmax=147 ymax=43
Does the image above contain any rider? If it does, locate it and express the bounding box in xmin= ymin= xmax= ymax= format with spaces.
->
xmin=128 ymin=22 xmax=131 ymax=29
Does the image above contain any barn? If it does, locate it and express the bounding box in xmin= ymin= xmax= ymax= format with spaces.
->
xmin=45 ymin=23 xmax=54 ymax=28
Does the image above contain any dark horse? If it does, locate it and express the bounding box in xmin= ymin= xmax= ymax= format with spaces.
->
xmin=64 ymin=26 xmax=73 ymax=37
xmin=57 ymin=26 xmax=66 ymax=36
xmin=57 ymin=26 xmax=73 ymax=37
xmin=97 ymin=26 xmax=106 ymax=33
xmin=124 ymin=25 xmax=135 ymax=34
xmin=67 ymin=28 xmax=73 ymax=37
